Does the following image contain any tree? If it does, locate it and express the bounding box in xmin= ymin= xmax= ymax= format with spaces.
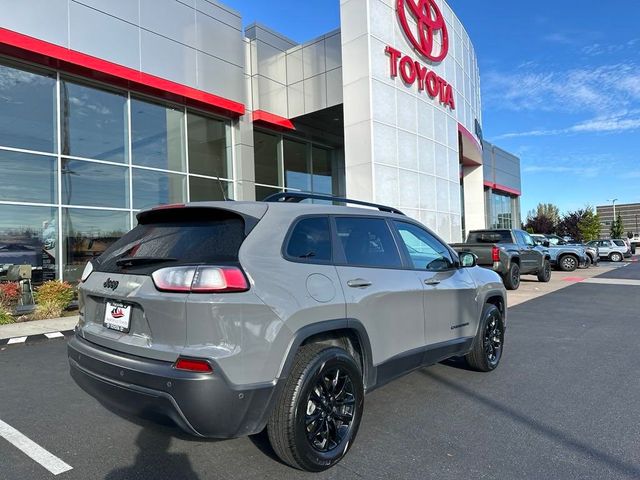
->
xmin=578 ymin=206 xmax=601 ymax=241
xmin=610 ymin=213 xmax=624 ymax=238
xmin=524 ymin=203 xmax=560 ymax=234
xmin=557 ymin=209 xmax=586 ymax=242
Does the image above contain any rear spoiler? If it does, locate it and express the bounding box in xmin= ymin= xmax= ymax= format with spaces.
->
xmin=137 ymin=203 xmax=268 ymax=236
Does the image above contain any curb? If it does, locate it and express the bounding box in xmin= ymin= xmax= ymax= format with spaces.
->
xmin=0 ymin=330 xmax=74 ymax=348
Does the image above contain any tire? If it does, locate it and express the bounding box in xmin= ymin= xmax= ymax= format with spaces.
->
xmin=502 ymin=262 xmax=520 ymax=290
xmin=558 ymin=255 xmax=578 ymax=272
xmin=537 ymin=259 xmax=551 ymax=282
xmin=465 ymin=304 xmax=505 ymax=372
xmin=584 ymin=256 xmax=592 ymax=268
xmin=267 ymin=344 xmax=364 ymax=472
xmin=610 ymin=252 xmax=623 ymax=263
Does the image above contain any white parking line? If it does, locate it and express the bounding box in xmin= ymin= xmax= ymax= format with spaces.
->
xmin=0 ymin=419 xmax=72 ymax=475
xmin=44 ymin=332 xmax=64 ymax=339
xmin=582 ymin=278 xmax=640 ymax=286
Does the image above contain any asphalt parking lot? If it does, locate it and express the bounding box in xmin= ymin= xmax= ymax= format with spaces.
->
xmin=1 ymin=260 xmax=639 ymax=480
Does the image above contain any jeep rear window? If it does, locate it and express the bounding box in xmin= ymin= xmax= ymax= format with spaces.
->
xmin=94 ymin=208 xmax=245 ymax=274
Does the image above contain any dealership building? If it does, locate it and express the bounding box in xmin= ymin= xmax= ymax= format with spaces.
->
xmin=0 ymin=0 xmax=521 ymax=283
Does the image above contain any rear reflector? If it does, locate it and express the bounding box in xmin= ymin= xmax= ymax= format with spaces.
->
xmin=174 ymin=358 xmax=213 ymax=373
xmin=152 ymin=266 xmax=249 ymax=293
xmin=492 ymin=246 xmax=501 ymax=262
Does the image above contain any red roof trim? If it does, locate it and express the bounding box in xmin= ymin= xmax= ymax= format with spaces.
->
xmin=484 ymin=180 xmax=521 ymax=196
xmin=252 ymin=110 xmax=295 ymax=130
xmin=0 ymin=27 xmax=245 ymax=117
xmin=458 ymin=123 xmax=483 ymax=153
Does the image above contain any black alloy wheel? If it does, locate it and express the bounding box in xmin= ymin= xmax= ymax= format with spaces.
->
xmin=537 ymin=259 xmax=551 ymax=282
xmin=503 ymin=263 xmax=520 ymax=290
xmin=483 ymin=311 xmax=504 ymax=368
xmin=466 ymin=304 xmax=505 ymax=372
xmin=267 ymin=344 xmax=364 ymax=472
xmin=305 ymin=367 xmax=357 ymax=453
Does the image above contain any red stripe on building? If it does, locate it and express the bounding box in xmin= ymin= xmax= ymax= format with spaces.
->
xmin=252 ymin=110 xmax=295 ymax=130
xmin=0 ymin=27 xmax=245 ymax=117
xmin=484 ymin=180 xmax=521 ymax=196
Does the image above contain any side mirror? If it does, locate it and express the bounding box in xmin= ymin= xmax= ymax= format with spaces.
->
xmin=543 ymin=240 xmax=550 ymax=247
xmin=458 ymin=251 xmax=478 ymax=268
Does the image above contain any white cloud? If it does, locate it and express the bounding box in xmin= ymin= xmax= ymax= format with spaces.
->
xmin=483 ymin=63 xmax=640 ymax=114
xmin=493 ymin=112 xmax=640 ymax=140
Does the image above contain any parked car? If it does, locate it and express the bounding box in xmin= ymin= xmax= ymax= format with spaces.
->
xmin=530 ymin=234 xmax=589 ymax=271
xmin=586 ymin=239 xmax=629 ymax=262
xmin=542 ymin=234 xmax=599 ymax=266
xmin=612 ymin=238 xmax=632 ymax=258
xmin=450 ymin=229 xmax=551 ymax=290
xmin=67 ymin=193 xmax=507 ymax=472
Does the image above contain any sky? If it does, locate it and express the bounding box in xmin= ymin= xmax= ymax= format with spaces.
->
xmin=224 ymin=0 xmax=640 ymax=216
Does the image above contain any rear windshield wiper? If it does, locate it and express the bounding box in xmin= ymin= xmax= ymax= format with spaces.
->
xmin=116 ymin=257 xmax=177 ymax=267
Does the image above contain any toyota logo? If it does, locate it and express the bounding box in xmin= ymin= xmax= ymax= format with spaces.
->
xmin=397 ymin=0 xmax=449 ymax=62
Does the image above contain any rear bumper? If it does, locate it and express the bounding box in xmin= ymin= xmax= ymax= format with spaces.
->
xmin=67 ymin=335 xmax=278 ymax=438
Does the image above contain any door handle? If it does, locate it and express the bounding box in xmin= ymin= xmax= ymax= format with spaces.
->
xmin=347 ymin=279 xmax=372 ymax=288
xmin=424 ymin=279 xmax=440 ymax=286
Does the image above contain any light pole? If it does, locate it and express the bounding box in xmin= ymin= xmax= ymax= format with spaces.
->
xmin=607 ymin=198 xmax=618 ymax=219
xmin=607 ymin=198 xmax=618 ymax=235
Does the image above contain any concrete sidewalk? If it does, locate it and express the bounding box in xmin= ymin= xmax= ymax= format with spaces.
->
xmin=0 ymin=316 xmax=79 ymax=340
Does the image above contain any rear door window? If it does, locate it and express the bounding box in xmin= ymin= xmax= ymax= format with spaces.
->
xmin=613 ymin=240 xmax=625 ymax=247
xmin=286 ymin=217 xmax=332 ymax=262
xmin=335 ymin=217 xmax=402 ymax=268
xmin=95 ymin=208 xmax=245 ymax=274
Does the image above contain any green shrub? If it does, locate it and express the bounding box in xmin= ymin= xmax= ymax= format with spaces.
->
xmin=0 ymin=308 xmax=14 ymax=325
xmin=34 ymin=280 xmax=75 ymax=311
xmin=31 ymin=301 xmax=64 ymax=321
xmin=0 ymin=282 xmax=21 ymax=310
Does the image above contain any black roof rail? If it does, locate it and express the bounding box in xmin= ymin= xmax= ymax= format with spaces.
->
xmin=263 ymin=192 xmax=405 ymax=216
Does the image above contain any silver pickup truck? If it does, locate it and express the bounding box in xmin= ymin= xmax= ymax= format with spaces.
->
xmin=530 ymin=234 xmax=590 ymax=270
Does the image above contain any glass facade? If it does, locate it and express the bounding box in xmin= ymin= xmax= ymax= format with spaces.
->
xmin=253 ymin=131 xmax=338 ymax=200
xmin=488 ymin=191 xmax=517 ymax=229
xmin=0 ymin=60 xmax=232 ymax=284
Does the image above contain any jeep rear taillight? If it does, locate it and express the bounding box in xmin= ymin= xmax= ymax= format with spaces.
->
xmin=151 ymin=266 xmax=249 ymax=293
xmin=174 ymin=358 xmax=213 ymax=373
xmin=492 ymin=246 xmax=501 ymax=262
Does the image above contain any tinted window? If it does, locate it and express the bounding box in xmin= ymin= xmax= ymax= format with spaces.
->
xmin=467 ymin=230 xmax=512 ymax=243
xmin=336 ymin=217 xmax=401 ymax=268
xmin=187 ymin=113 xmax=228 ymax=178
xmin=613 ymin=240 xmax=625 ymax=247
xmin=254 ymin=131 xmax=280 ymax=187
xmin=0 ymin=63 xmax=56 ymax=153
xmin=286 ymin=217 xmax=332 ymax=262
xmin=131 ymin=98 xmax=185 ymax=172
xmin=522 ymin=232 xmax=535 ymax=246
xmin=189 ymin=176 xmax=231 ymax=202
xmin=132 ymin=169 xmax=186 ymax=210
xmin=0 ymin=150 xmax=57 ymax=204
xmin=284 ymin=139 xmax=311 ymax=192
xmin=61 ymin=80 xmax=127 ymax=162
xmin=62 ymin=208 xmax=130 ymax=283
xmin=62 ymin=159 xmax=129 ymax=208
xmin=395 ymin=221 xmax=455 ymax=271
xmin=95 ymin=209 xmax=245 ymax=274
xmin=0 ymin=205 xmax=58 ymax=284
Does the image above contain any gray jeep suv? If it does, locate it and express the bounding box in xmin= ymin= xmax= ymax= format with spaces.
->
xmin=68 ymin=193 xmax=507 ymax=471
